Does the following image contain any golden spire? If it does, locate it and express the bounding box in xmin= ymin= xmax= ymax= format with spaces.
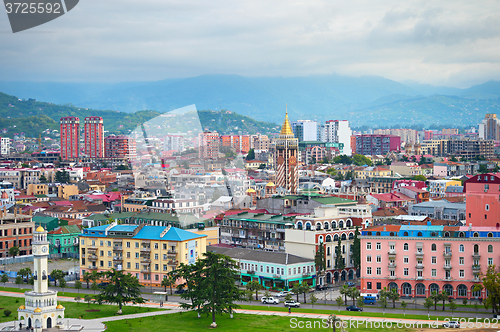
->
xmin=280 ymin=105 xmax=294 ymax=136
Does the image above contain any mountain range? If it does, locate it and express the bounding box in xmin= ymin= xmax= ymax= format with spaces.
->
xmin=0 ymin=75 xmax=499 ymax=127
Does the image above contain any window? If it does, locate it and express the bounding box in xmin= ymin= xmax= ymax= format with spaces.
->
xmin=459 ymin=257 xmax=464 ymax=265
xmin=403 ymin=256 xmax=409 ymax=264
xmin=366 ymin=267 xmax=372 ymax=275
xmin=488 ymin=245 xmax=493 ymax=253
xmin=108 ymin=261 xmax=112 ymax=267
xmin=107 ymin=251 xmax=111 ymax=257
xmin=366 ymin=242 xmax=371 ymax=250
xmin=163 ymin=265 xmax=167 ymax=271
xmin=403 ymin=243 xmax=409 ymax=251
xmin=488 ymin=258 xmax=493 ymax=266
xmin=100 ymin=250 xmax=104 ymax=257
xmin=404 ymin=268 xmax=408 ymax=276
xmin=376 ymin=243 xmax=381 ymax=250
xmin=155 ymin=264 xmax=159 ymax=271
xmin=267 ymin=266 xmax=269 ymax=273
xmin=366 ymin=255 xmax=372 ymax=263
xmin=431 ymin=269 xmax=437 ymax=277
xmin=367 ymin=282 xmax=372 ymax=290
xmin=154 ymin=243 xmax=158 ymax=249
xmin=135 ymin=242 xmax=139 ymax=248
xmin=135 ymin=263 xmax=139 ymax=269
xmin=135 ymin=252 xmax=139 ymax=258
xmin=107 ymin=241 xmax=111 ymax=247
xmin=376 ymin=267 xmax=381 ymax=275
xmin=459 ymin=270 xmax=464 ymax=278
xmin=163 ymin=243 xmax=167 ymax=250
xmin=459 ymin=244 xmax=464 ymax=252
xmin=126 ymin=242 xmax=130 ymax=248
xmin=376 ymin=255 xmax=381 ymax=263
xmin=377 ymin=282 xmax=381 ymax=290
xmin=390 ymin=270 xmax=395 ymax=277
xmin=100 ymin=240 xmax=103 ymax=246
xmin=127 ymin=262 xmax=131 ymax=269
xmin=486 ymin=204 xmax=490 ymax=211
xmin=431 ymin=243 xmax=436 ymax=251
xmin=154 ymin=254 xmax=158 ymax=260
xmin=127 ymin=252 xmax=130 ymax=258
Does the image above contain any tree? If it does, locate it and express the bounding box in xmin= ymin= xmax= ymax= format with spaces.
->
xmin=462 ymin=298 xmax=468 ymax=306
xmin=291 ymin=283 xmax=301 ymax=302
xmin=55 ymin=170 xmax=70 ymax=183
xmin=310 ymin=293 xmax=318 ymax=311
xmin=177 ymin=252 xmax=243 ymax=327
xmin=91 ymin=281 xmax=99 ymax=295
xmin=95 ymin=269 xmax=144 ymax=312
xmin=299 ymin=281 xmax=309 ymax=304
xmin=9 ymin=246 xmax=19 ymax=258
xmin=162 ymin=275 xmax=175 ymax=295
xmin=84 ymin=295 xmax=92 ymax=307
xmin=50 ymin=269 xmax=64 ymax=287
xmin=335 ymin=296 xmax=343 ymax=312
xmin=245 ymin=290 xmax=254 ymax=305
xmin=321 ymin=157 xmax=329 ymax=164
xmin=0 ymin=274 xmax=8 ymax=288
xmin=450 ymin=155 xmax=458 ymax=162
xmin=39 ymin=174 xmax=47 ymax=183
xmin=378 ymin=287 xmax=390 ymax=308
xmin=333 ymin=155 xmax=352 ymax=165
xmin=115 ymin=164 xmax=130 ymax=171
xmin=424 ymin=297 xmax=433 ymax=315
xmin=263 ymin=290 xmax=271 ymax=299
xmin=437 ymin=290 xmax=448 ymax=311
xmin=479 ymin=164 xmax=488 ymax=174
xmin=430 ymin=291 xmax=439 ymax=310
xmin=401 ymin=155 xmax=409 ymax=162
xmin=58 ymin=278 xmax=66 ymax=294
xmin=326 ymin=168 xmax=337 ymax=177
xmin=74 ymin=296 xmax=81 ymax=306
xmin=339 ymin=285 xmax=349 ymax=305
xmin=315 ymin=243 xmax=326 ymax=285
xmin=388 ymin=288 xmax=399 ymax=308
xmin=328 ymin=315 xmax=342 ymax=332
xmin=449 ymin=299 xmax=457 ymax=315
xmin=352 ymin=227 xmax=361 ymax=272
xmin=356 ymin=296 xmax=364 ymax=309
xmin=401 ymin=301 xmax=407 ymax=316
xmin=334 ymin=238 xmax=344 ymax=271
xmin=15 ymin=276 xmax=22 ymax=289
xmin=74 ymin=280 xmax=82 ymax=294
xmin=284 ymin=293 xmax=293 ymax=303
xmin=414 ymin=175 xmax=426 ymax=181
xmin=479 ymin=264 xmax=500 ymax=313
xmin=349 ymin=287 xmax=360 ymax=305
xmin=18 ymin=268 xmax=32 ymax=283
xmin=246 ymin=149 xmax=255 ymax=161
xmin=379 ymin=296 xmax=387 ymax=309
xmin=352 ymin=154 xmax=373 ymax=166
xmin=245 ymin=280 xmax=262 ymax=301
xmin=83 ymin=272 xmax=91 ymax=289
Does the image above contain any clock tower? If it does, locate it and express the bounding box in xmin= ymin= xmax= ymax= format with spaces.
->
xmin=275 ymin=109 xmax=299 ymax=194
xmin=18 ymin=226 xmax=65 ymax=331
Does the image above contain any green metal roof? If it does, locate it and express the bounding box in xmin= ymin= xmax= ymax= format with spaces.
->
xmin=32 ymin=215 xmax=58 ymax=224
xmin=311 ymin=197 xmax=356 ymax=205
xmin=85 ymin=212 xmax=137 ymax=221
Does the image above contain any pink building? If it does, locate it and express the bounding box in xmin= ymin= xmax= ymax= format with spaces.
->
xmin=360 ymin=224 xmax=495 ymax=300
xmin=465 ymin=173 xmax=500 ymax=227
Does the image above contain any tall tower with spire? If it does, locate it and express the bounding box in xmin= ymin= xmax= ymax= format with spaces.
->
xmin=275 ymin=108 xmax=299 ymax=194
xmin=18 ymin=226 xmax=65 ymax=331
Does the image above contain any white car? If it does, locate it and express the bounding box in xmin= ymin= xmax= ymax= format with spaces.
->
xmin=261 ymin=297 xmax=279 ymax=304
xmin=275 ymin=291 xmax=289 ymax=297
xmin=284 ymin=300 xmax=300 ymax=307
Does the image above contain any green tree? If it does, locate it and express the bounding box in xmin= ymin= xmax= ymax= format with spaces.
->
xmin=334 ymin=238 xmax=344 ymax=271
xmin=356 ymin=296 xmax=364 ymax=309
xmin=245 ymin=290 xmax=254 ymax=305
xmin=39 ymin=174 xmax=48 ymax=183
xmin=284 ymin=293 xmax=293 ymax=303
xmin=326 ymin=168 xmax=337 ymax=177
xmin=328 ymin=315 xmax=342 ymax=332
xmin=462 ymin=298 xmax=468 ymax=306
xmin=352 ymin=227 xmax=361 ymax=272
xmin=74 ymin=296 xmax=81 ymax=306
xmin=162 ymin=275 xmax=175 ymax=295
xmin=115 ymin=164 xmax=130 ymax=171
xmin=339 ymin=285 xmax=350 ymax=305
xmin=74 ymin=280 xmax=82 ymax=294
xmin=335 ymin=296 xmax=343 ymax=312
xmin=352 ymin=154 xmax=373 ymax=166
xmin=378 ymin=287 xmax=389 ymax=308
xmin=55 ymin=170 xmax=70 ymax=183
xmin=58 ymin=278 xmax=66 ymax=294
xmin=0 ymin=274 xmax=8 ymax=288
xmin=310 ymin=293 xmax=318 ymax=311
xmin=299 ymin=281 xmax=309 ymax=304
xmin=178 ymin=252 xmax=243 ymax=327
xmin=414 ymin=175 xmax=426 ymax=181
xmin=424 ymin=297 xmax=433 ymax=315
xmin=49 ymin=269 xmax=64 ymax=287
xmin=401 ymin=301 xmax=407 ymax=316
xmin=479 ymin=164 xmax=488 ymax=173
xmin=263 ymin=290 xmax=270 ymax=299
xmin=83 ymin=272 xmax=91 ymax=289
xmin=332 ymin=155 xmax=352 ymax=165
xmin=314 ymin=243 xmax=326 ymax=285
xmin=95 ymin=269 xmax=144 ymax=312
xmin=246 ymin=149 xmax=255 ymax=161
xmin=84 ymin=294 xmax=92 ymax=307
xmin=321 ymin=157 xmax=329 ymax=164
xmin=8 ymin=246 xmax=19 ymax=258
xmin=349 ymin=287 xmax=360 ymax=305
xmin=430 ymin=291 xmax=439 ymax=310
xmin=449 ymin=299 xmax=457 ymax=315
xmin=291 ymin=283 xmax=301 ymax=303
xmin=245 ymin=280 xmax=262 ymax=301
xmin=91 ymin=281 xmax=99 ymax=295
xmin=15 ymin=276 xmax=22 ymax=289
xmin=401 ymin=155 xmax=409 ymax=162
xmin=480 ymin=264 xmax=500 ymax=314
xmin=450 ymin=155 xmax=458 ymax=162
xmin=18 ymin=268 xmax=32 ymax=283
xmin=388 ymin=288 xmax=399 ymax=308
xmin=437 ymin=290 xmax=448 ymax=311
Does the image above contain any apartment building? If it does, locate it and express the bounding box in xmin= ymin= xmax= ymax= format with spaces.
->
xmin=0 ymin=208 xmax=34 ymax=257
xmin=355 ymin=134 xmax=401 ymax=156
xmin=220 ymin=135 xmax=250 ymax=153
xmin=84 ymin=116 xmax=104 ymax=158
xmin=104 ymin=135 xmax=137 ymax=160
xmin=79 ymin=224 xmax=207 ymax=286
xmin=324 ymin=120 xmax=352 ymax=156
xmin=198 ymin=132 xmax=220 ymax=160
xmin=465 ymin=173 xmax=500 ymax=227
xmin=60 ymin=116 xmax=80 ymax=160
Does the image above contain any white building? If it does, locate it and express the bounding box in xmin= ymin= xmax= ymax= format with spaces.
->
xmin=324 ymin=120 xmax=352 ymax=156
xmin=0 ymin=137 xmax=10 ymax=156
xmin=291 ymin=120 xmax=318 ymax=142
xmin=164 ymin=135 xmax=185 ymax=152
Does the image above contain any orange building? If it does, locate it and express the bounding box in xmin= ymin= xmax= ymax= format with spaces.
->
xmin=221 ymin=135 xmax=250 ymax=154
xmin=0 ymin=207 xmax=34 ymax=257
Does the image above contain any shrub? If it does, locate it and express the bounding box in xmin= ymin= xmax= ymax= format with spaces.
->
xmin=4 ymin=310 xmax=11 ymax=317
xmin=15 ymin=299 xmax=19 ymax=303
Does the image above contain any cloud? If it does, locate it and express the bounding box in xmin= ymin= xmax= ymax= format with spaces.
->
xmin=0 ymin=0 xmax=499 ymax=87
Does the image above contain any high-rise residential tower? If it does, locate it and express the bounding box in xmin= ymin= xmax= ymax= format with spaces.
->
xmin=60 ymin=117 xmax=80 ymax=160
xmin=84 ymin=116 xmax=104 ymax=158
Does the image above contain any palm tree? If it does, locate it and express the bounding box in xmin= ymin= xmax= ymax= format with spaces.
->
xmin=161 ymin=275 xmax=175 ymax=295
xmin=340 ymin=285 xmax=350 ymax=305
xmin=328 ymin=315 xmax=342 ymax=332
xmin=245 ymin=280 xmax=262 ymax=301
xmin=83 ymin=272 xmax=91 ymax=289
xmin=388 ymin=288 xmax=399 ymax=308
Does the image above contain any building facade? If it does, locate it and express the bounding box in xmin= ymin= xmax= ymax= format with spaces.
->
xmin=291 ymin=120 xmax=318 ymax=142
xmin=479 ymin=113 xmax=500 ymax=140
xmin=465 ymin=173 xmax=500 ymax=227
xmin=84 ymin=116 xmax=104 ymax=158
xmin=275 ymin=112 xmax=299 ymax=194
xmin=324 ymin=120 xmax=352 ymax=156
xmin=104 ymin=135 xmax=137 ymax=160
xmin=355 ymin=134 xmax=401 ymax=156
xmin=198 ymin=132 xmax=220 ymax=160
xmin=60 ymin=117 xmax=80 ymax=160
xmin=220 ymin=135 xmax=250 ymax=154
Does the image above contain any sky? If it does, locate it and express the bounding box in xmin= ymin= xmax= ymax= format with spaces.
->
xmin=1 ymin=0 xmax=499 ymax=87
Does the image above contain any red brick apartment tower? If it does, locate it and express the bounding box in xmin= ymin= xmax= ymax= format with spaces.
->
xmin=275 ymin=111 xmax=298 ymax=194
xmin=198 ymin=132 xmax=220 ymax=160
xmin=60 ymin=117 xmax=80 ymax=160
xmin=104 ymin=135 xmax=137 ymax=160
xmin=84 ymin=116 xmax=104 ymax=158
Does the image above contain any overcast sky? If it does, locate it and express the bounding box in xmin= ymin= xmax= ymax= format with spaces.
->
xmin=1 ymin=0 xmax=499 ymax=87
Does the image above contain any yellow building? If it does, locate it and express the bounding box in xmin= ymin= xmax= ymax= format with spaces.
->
xmin=79 ymin=224 xmax=207 ymax=286
xmin=58 ymin=185 xmax=78 ymax=200
xmin=27 ymin=184 xmax=48 ymax=196
xmin=190 ymin=227 xmax=219 ymax=246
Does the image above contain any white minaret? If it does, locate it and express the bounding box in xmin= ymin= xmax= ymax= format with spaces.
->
xmin=18 ymin=226 xmax=65 ymax=331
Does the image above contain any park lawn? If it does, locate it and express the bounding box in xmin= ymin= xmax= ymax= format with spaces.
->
xmin=0 ymin=286 xmax=82 ymax=299
xmin=105 ymin=311 xmax=415 ymax=332
xmin=239 ymin=304 xmax=482 ymax=322
xmin=0 ymin=296 xmax=165 ymax=322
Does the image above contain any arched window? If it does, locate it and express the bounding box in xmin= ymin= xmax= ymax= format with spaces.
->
xmin=403 ymin=231 xmax=408 ymax=236
xmin=390 ymin=232 xmax=395 ymax=236
xmin=348 ymin=233 xmax=354 ymax=240
xmin=431 ymin=232 xmax=436 ymax=237
xmin=488 ymin=232 xmax=493 ymax=238
xmin=459 ymin=244 xmax=464 ymax=252
xmin=318 ymin=236 xmax=324 ymax=243
xmin=334 ymin=234 xmax=339 ymax=241
xmin=332 ymin=221 xmax=337 ymax=229
xmin=324 ymin=222 xmax=330 ymax=230
xmin=474 ymin=244 xmax=479 ymax=253
xmin=326 ymin=235 xmax=332 ymax=242
xmin=473 ymin=232 xmax=479 ymax=238
xmin=403 ymin=243 xmax=409 ymax=251
xmin=459 ymin=232 xmax=465 ymax=238
xmin=417 ymin=232 xmax=422 ymax=236
xmin=457 ymin=284 xmax=467 ymax=297
xmin=305 ymin=223 xmax=312 ymax=231
xmin=431 ymin=243 xmax=436 ymax=251
xmin=376 ymin=232 xmax=381 ymax=236
xmin=486 ymin=204 xmax=490 ymax=211
xmin=346 ymin=219 xmax=352 ymax=228
xmin=341 ymin=234 xmax=347 ymax=240
xmin=296 ymin=221 xmax=303 ymax=230
xmin=444 ymin=232 xmax=450 ymax=238
xmin=316 ymin=222 xmax=322 ymax=230
xmin=488 ymin=245 xmax=493 ymax=253
xmin=339 ymin=220 xmax=344 ymax=228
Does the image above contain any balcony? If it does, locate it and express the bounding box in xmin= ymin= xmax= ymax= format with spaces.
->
xmin=472 ymin=252 xmax=481 ymax=259
xmin=388 ymin=275 xmax=397 ymax=280
xmin=273 ymin=274 xmax=281 ymax=279
xmin=388 ymin=249 xmax=396 ymax=256
xmin=88 ymin=255 xmax=98 ymax=261
xmin=444 ymin=276 xmax=453 ymax=281
xmin=113 ymin=246 xmax=123 ymax=251
xmin=472 ymin=277 xmax=481 ymax=282
xmin=141 ymin=258 xmax=151 ymax=263
xmin=88 ymin=265 xmax=97 ymax=270
xmin=415 ymin=276 xmax=424 ymax=280
xmin=87 ymin=247 xmax=97 ymax=252
xmin=443 ymin=250 xmax=452 ymax=257
xmin=140 ymin=247 xmax=151 ymax=252
xmin=415 ymin=250 xmax=424 ymax=257
xmin=247 ymin=270 xmax=255 ymax=275
xmin=388 ymin=262 xmax=397 ymax=268
xmin=113 ymin=257 xmax=122 ymax=262
xmin=443 ymin=264 xmax=452 ymax=270
xmin=415 ymin=263 xmax=424 ymax=269
xmin=141 ymin=269 xmax=151 ymax=273
xmin=472 ymin=265 xmax=481 ymax=271
xmin=167 ymin=260 xmax=178 ymax=266
xmin=167 ymin=250 xmax=177 ymax=257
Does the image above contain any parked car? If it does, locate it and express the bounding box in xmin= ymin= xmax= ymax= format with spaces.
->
xmin=345 ymin=282 xmax=356 ymax=287
xmin=98 ymin=282 xmax=109 ymax=289
xmin=284 ymin=300 xmax=300 ymax=307
xmin=346 ymin=305 xmax=363 ymax=311
xmin=316 ymin=285 xmax=327 ymax=291
xmin=363 ymin=295 xmax=376 ymax=304
xmin=261 ymin=297 xmax=279 ymax=304
xmin=275 ymin=291 xmax=289 ymax=297
xmin=174 ymin=288 xmax=185 ymax=294
xmin=442 ymin=321 xmax=460 ymax=328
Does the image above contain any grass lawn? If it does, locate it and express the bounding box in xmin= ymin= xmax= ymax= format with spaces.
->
xmin=0 ymin=296 xmax=165 ymax=323
xmin=106 ymin=310 xmax=416 ymax=332
xmin=239 ymin=304 xmax=484 ymax=322
xmin=0 ymin=286 xmax=83 ymax=299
